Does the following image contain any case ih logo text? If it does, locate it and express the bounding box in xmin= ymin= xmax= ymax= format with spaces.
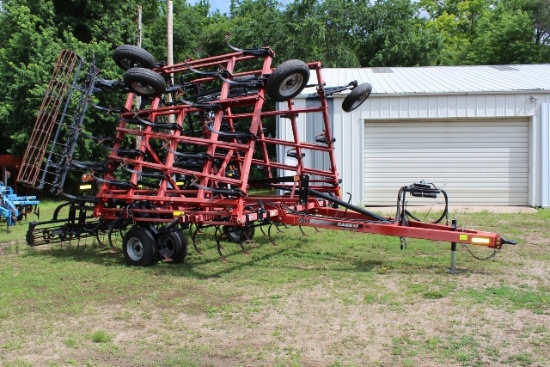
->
xmin=337 ymin=222 xmax=359 ymax=229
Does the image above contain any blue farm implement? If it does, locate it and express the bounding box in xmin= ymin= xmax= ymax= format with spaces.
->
xmin=0 ymin=180 xmax=39 ymax=232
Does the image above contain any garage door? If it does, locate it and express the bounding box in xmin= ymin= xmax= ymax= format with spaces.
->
xmin=364 ymin=119 xmax=529 ymax=206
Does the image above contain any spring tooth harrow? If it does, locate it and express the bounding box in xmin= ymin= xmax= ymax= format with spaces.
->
xmin=20 ymin=41 xmax=516 ymax=267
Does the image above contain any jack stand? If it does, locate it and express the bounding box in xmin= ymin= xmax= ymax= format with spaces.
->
xmin=449 ymin=218 xmax=457 ymax=273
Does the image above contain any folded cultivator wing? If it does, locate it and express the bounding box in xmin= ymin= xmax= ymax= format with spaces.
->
xmin=19 ymin=42 xmax=516 ymax=268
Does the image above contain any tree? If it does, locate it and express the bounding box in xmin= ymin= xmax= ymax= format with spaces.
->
xmin=420 ymin=0 xmax=550 ymax=65
xmin=533 ymin=0 xmax=550 ymax=44
xmin=225 ymin=0 xmax=287 ymax=56
xmin=146 ymin=0 xmax=212 ymax=62
xmin=0 ymin=0 xmax=161 ymax=156
xmin=0 ymin=1 xmax=65 ymax=155
xmin=465 ymin=0 xmax=550 ymax=64
xmin=359 ymin=0 xmax=443 ymax=66
xmin=419 ymin=0 xmax=489 ymax=64
xmin=279 ymin=0 xmax=366 ymax=67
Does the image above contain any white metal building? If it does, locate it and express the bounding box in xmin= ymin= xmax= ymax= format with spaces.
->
xmin=277 ymin=64 xmax=550 ymax=207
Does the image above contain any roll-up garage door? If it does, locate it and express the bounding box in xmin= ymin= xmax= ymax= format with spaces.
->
xmin=364 ymin=119 xmax=529 ymax=206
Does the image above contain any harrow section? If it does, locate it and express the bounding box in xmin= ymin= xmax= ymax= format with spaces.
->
xmin=21 ymin=42 xmax=516 ymax=267
xmin=17 ymin=50 xmax=85 ymax=192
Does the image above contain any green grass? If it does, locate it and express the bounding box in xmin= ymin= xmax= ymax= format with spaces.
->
xmin=463 ymin=285 xmax=550 ymax=313
xmin=1 ymin=205 xmax=549 ymax=366
xmin=90 ymin=330 xmax=113 ymax=343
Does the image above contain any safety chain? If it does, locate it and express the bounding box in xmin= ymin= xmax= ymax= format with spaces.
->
xmin=461 ymin=243 xmax=500 ymax=261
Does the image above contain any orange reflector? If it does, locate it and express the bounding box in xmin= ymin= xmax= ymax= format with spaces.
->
xmin=81 ymin=173 xmax=94 ymax=182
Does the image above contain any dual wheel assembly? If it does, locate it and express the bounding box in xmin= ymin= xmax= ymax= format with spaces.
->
xmin=122 ymin=224 xmax=256 ymax=266
xmin=119 ymin=58 xmax=311 ymax=103
xmin=112 ymin=44 xmax=370 ymax=110
xmin=122 ymin=226 xmax=188 ymax=266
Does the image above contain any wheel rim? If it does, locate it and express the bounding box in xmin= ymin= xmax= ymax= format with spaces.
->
xmin=131 ymin=81 xmax=156 ymax=95
xmin=351 ymin=93 xmax=368 ymax=110
xmin=227 ymin=229 xmax=243 ymax=242
xmin=224 ymin=226 xmax=254 ymax=243
xmin=126 ymin=236 xmax=144 ymax=261
xmin=158 ymin=235 xmax=175 ymax=257
xmin=278 ymin=74 xmax=305 ymax=98
xmin=120 ymin=58 xmax=137 ymax=69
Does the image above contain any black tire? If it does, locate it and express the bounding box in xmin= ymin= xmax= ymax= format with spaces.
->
xmin=113 ymin=45 xmax=156 ymax=70
xmin=122 ymin=226 xmax=157 ymax=266
xmin=342 ymin=82 xmax=372 ymax=112
xmin=157 ymin=230 xmax=188 ymax=264
xmin=123 ymin=68 xmax=166 ymax=96
xmin=223 ymin=225 xmax=255 ymax=243
xmin=266 ymin=59 xmax=310 ymax=102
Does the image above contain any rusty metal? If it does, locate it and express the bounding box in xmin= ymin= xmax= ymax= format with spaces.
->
xmin=17 ymin=50 xmax=83 ymax=189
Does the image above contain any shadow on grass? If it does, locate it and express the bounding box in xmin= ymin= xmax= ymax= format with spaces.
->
xmin=19 ymin=230 xmax=388 ymax=279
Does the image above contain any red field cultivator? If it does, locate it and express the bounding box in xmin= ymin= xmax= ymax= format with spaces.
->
xmin=19 ymin=41 xmax=516 ymax=268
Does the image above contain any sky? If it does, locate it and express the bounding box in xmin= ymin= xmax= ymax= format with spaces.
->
xmin=187 ymin=0 xmax=231 ymax=15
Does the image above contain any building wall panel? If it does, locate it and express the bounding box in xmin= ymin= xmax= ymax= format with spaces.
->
xmin=363 ymin=119 xmax=530 ymax=206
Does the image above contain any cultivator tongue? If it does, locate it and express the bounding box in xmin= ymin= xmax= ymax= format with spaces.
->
xmin=18 ymin=41 xmax=515 ymax=268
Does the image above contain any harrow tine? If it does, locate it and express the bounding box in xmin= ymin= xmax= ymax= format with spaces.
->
xmin=107 ymin=227 xmax=117 ymax=248
xmin=238 ymin=240 xmax=249 ymax=254
xmin=244 ymin=228 xmax=254 ymax=243
xmin=259 ymin=225 xmax=268 ymax=237
xmin=107 ymin=218 xmax=127 ymax=249
xmin=214 ymin=226 xmax=228 ymax=262
xmin=241 ymin=228 xmax=252 ymax=254
xmin=95 ymin=229 xmax=106 ymax=248
xmin=299 ymin=225 xmax=321 ymax=236
xmin=267 ymin=223 xmax=279 ymax=246
xmin=190 ymin=224 xmax=203 ymax=255
xmin=275 ymin=223 xmax=285 ymax=233
xmin=107 ymin=228 xmax=115 ymax=247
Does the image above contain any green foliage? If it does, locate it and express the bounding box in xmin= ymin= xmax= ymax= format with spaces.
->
xmin=421 ymin=0 xmax=550 ymax=64
xmin=0 ymin=1 xmax=64 ymax=155
xmin=465 ymin=0 xmax=550 ymax=64
xmin=420 ymin=0 xmax=489 ymax=64
xmin=361 ymin=0 xmax=444 ymax=66
xmin=280 ymin=0 xmax=367 ymax=66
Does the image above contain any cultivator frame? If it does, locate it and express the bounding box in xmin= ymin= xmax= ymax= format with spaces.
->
xmin=21 ymin=41 xmax=516 ymax=267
